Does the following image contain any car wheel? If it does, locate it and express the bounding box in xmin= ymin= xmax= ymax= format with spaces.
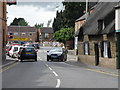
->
xmin=35 ymin=58 xmax=37 ymax=62
xmin=20 ymin=58 xmax=23 ymax=62
xmin=12 ymin=54 xmax=16 ymax=58
xmin=47 ymin=58 xmax=49 ymax=61
xmin=64 ymin=58 xmax=67 ymax=61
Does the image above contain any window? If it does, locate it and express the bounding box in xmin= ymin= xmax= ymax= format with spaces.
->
xmin=22 ymin=33 xmax=26 ymax=36
xmin=29 ymin=33 xmax=33 ymax=36
xmin=83 ymin=42 xmax=89 ymax=55
xmin=13 ymin=47 xmax=18 ymax=52
xmin=98 ymin=20 xmax=105 ymax=31
xmin=45 ymin=33 xmax=49 ymax=38
xmin=14 ymin=32 xmax=18 ymax=36
xmin=8 ymin=33 xmax=12 ymax=35
xmin=100 ymin=41 xmax=111 ymax=58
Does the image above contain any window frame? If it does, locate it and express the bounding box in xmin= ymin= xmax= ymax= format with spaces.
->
xmin=22 ymin=32 xmax=26 ymax=36
xmin=14 ymin=32 xmax=18 ymax=36
xmin=45 ymin=33 xmax=49 ymax=38
xmin=83 ymin=42 xmax=90 ymax=55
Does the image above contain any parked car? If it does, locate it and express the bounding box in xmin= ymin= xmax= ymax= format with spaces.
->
xmin=33 ymin=43 xmax=40 ymax=49
xmin=12 ymin=46 xmax=23 ymax=58
xmin=47 ymin=47 xmax=68 ymax=62
xmin=6 ymin=45 xmax=13 ymax=56
xmin=19 ymin=47 xmax=37 ymax=62
xmin=9 ymin=45 xmax=20 ymax=58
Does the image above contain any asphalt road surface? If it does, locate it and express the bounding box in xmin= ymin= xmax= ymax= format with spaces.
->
xmin=2 ymin=47 xmax=118 ymax=88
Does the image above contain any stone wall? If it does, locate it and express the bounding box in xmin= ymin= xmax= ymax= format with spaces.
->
xmin=78 ymin=34 xmax=117 ymax=69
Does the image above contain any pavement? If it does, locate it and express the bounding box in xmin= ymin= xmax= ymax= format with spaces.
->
xmin=1 ymin=52 xmax=119 ymax=76
xmin=67 ymin=54 xmax=119 ymax=76
xmin=1 ymin=56 xmax=18 ymax=69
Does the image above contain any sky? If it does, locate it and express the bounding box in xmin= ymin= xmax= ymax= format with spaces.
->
xmin=7 ymin=1 xmax=64 ymax=27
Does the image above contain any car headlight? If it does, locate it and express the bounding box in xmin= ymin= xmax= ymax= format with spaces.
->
xmin=47 ymin=53 xmax=50 ymax=56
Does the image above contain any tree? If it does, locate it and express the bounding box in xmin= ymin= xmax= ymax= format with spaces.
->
xmin=34 ymin=23 xmax=44 ymax=29
xmin=18 ymin=20 xmax=29 ymax=26
xmin=47 ymin=19 xmax=52 ymax=27
xmin=54 ymin=27 xmax=74 ymax=46
xmin=53 ymin=2 xmax=86 ymax=32
xmin=10 ymin=18 xmax=29 ymax=26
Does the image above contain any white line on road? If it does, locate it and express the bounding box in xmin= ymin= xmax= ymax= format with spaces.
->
xmin=56 ymin=79 xmax=61 ymax=88
xmin=52 ymin=71 xmax=58 ymax=77
xmin=49 ymin=67 xmax=53 ymax=71
xmin=45 ymin=64 xmax=49 ymax=67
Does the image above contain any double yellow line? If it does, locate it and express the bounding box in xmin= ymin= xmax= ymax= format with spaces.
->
xmin=0 ymin=62 xmax=19 ymax=73
xmin=86 ymin=68 xmax=120 ymax=77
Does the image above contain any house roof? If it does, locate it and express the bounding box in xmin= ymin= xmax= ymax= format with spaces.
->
xmin=75 ymin=4 xmax=97 ymax=22
xmin=82 ymin=2 xmax=118 ymax=35
xmin=76 ymin=14 xmax=86 ymax=22
xmin=40 ymin=27 xmax=54 ymax=34
xmin=8 ymin=26 xmax=37 ymax=32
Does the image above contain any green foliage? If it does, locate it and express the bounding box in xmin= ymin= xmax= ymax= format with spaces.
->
xmin=53 ymin=2 xmax=86 ymax=32
xmin=54 ymin=27 xmax=74 ymax=45
xmin=18 ymin=20 xmax=29 ymax=26
xmin=10 ymin=18 xmax=29 ymax=26
xmin=34 ymin=23 xmax=44 ymax=29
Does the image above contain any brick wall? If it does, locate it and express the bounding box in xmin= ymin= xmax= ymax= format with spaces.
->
xmin=41 ymin=33 xmax=54 ymax=42
xmin=8 ymin=32 xmax=37 ymax=42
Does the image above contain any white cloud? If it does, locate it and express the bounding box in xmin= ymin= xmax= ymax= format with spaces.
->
xmin=7 ymin=3 xmax=63 ymax=27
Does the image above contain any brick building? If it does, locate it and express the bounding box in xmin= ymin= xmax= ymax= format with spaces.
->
xmin=7 ymin=26 xmax=37 ymax=42
xmin=38 ymin=27 xmax=54 ymax=42
xmin=75 ymin=2 xmax=119 ymax=69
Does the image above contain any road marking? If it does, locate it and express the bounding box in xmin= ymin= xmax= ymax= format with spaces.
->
xmin=86 ymin=68 xmax=120 ymax=77
xmin=45 ymin=64 xmax=49 ymax=67
xmin=49 ymin=67 xmax=53 ymax=71
xmin=52 ymin=71 xmax=58 ymax=77
xmin=1 ymin=62 xmax=19 ymax=72
xmin=64 ymin=62 xmax=119 ymax=77
xmin=44 ymin=62 xmax=61 ymax=88
xmin=56 ymin=79 xmax=61 ymax=88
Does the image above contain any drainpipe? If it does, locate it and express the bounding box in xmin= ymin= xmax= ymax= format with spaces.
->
xmin=115 ymin=4 xmax=120 ymax=69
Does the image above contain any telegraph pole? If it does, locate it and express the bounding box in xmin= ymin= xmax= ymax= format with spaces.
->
xmin=86 ymin=0 xmax=88 ymax=20
xmin=115 ymin=4 xmax=120 ymax=69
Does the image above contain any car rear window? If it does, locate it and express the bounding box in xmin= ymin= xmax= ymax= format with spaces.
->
xmin=25 ymin=48 xmax=34 ymax=52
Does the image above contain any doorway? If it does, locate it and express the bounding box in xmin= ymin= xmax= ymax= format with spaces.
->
xmin=94 ymin=43 xmax=99 ymax=66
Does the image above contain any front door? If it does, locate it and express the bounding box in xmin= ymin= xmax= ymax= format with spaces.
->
xmin=94 ymin=43 xmax=99 ymax=66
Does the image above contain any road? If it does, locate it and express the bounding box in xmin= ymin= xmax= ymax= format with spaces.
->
xmin=2 ymin=47 xmax=118 ymax=88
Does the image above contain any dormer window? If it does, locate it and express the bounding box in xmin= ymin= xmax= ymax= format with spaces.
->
xmin=98 ymin=20 xmax=105 ymax=31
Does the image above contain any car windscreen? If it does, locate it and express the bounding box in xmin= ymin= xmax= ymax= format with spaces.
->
xmin=25 ymin=48 xmax=34 ymax=52
xmin=50 ymin=48 xmax=62 ymax=52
